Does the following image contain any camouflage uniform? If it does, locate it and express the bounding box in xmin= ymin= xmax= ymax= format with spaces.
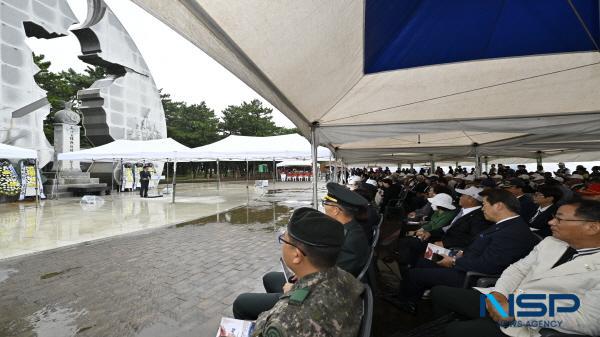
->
xmin=252 ymin=266 xmax=364 ymax=337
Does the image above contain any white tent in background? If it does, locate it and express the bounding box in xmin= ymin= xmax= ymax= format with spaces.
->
xmin=0 ymin=143 xmax=37 ymax=159
xmin=181 ymin=134 xmax=331 ymax=161
xmin=58 ymin=138 xmax=190 ymax=161
xmin=276 ymin=160 xmax=318 ymax=167
xmin=57 ymin=138 xmax=190 ymax=203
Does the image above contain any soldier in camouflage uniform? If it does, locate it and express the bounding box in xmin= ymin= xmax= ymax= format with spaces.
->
xmin=252 ymin=207 xmax=364 ymax=337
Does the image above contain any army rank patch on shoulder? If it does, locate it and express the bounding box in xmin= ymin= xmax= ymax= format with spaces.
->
xmin=288 ymin=287 xmax=310 ymax=305
xmin=264 ymin=322 xmax=287 ymax=337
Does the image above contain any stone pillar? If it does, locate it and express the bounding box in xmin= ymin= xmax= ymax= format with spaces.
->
xmin=53 ymin=105 xmax=82 ymax=172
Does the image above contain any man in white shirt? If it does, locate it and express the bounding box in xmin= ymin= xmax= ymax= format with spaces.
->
xmin=432 ymin=199 xmax=600 ymax=337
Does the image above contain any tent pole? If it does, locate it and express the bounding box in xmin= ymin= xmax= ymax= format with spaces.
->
xmin=474 ymin=144 xmax=482 ymax=178
xmin=246 ymin=159 xmax=249 ymax=189
xmin=311 ymin=123 xmax=319 ymax=209
xmin=56 ymin=163 xmax=61 ymax=200
xmin=172 ymin=160 xmax=177 ymax=203
xmin=272 ymin=157 xmax=276 ymax=187
xmin=484 ymin=156 xmax=489 ymax=173
xmin=328 ymin=155 xmax=332 ymax=182
xmin=119 ymin=159 xmax=123 ymax=195
xmin=430 ymin=154 xmax=436 ymax=175
xmin=334 ymin=152 xmax=338 ymax=183
xmin=165 ymin=162 xmax=169 ymax=195
xmin=34 ymin=159 xmax=40 ymax=207
xmin=111 ymin=160 xmax=115 ymax=200
xmin=536 ymin=151 xmax=543 ymax=168
xmin=216 ymin=159 xmax=221 ymax=190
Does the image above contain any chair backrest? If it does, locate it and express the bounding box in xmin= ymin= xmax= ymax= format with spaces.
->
xmin=359 ymin=215 xmax=384 ymax=280
xmin=358 ymin=247 xmax=375 ymax=281
xmin=357 ymin=284 xmax=373 ymax=337
xmin=371 ymin=215 xmax=384 ymax=249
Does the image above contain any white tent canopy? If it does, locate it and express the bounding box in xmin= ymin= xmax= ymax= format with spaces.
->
xmin=57 ymin=138 xmax=190 ymax=161
xmin=133 ymin=1 xmax=600 ymax=164
xmin=0 ymin=143 xmax=37 ymax=159
xmin=276 ymin=160 xmax=320 ymax=167
xmin=180 ymin=134 xmax=331 ymax=161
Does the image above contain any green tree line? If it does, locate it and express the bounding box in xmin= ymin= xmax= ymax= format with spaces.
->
xmin=33 ymin=54 xmax=297 ymax=149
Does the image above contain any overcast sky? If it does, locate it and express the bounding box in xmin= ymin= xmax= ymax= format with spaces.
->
xmin=26 ymin=0 xmax=295 ymax=128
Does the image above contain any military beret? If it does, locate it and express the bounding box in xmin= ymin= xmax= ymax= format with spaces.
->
xmin=323 ymin=182 xmax=368 ymax=208
xmin=287 ymin=207 xmax=344 ymax=247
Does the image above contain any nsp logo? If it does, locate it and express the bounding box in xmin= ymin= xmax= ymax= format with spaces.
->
xmin=480 ymin=294 xmax=580 ymax=318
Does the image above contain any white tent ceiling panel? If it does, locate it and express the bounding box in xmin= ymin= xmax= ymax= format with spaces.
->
xmin=133 ymin=0 xmax=600 ymax=164
xmin=321 ymin=53 xmax=600 ymax=125
xmin=193 ymin=1 xmax=364 ymax=122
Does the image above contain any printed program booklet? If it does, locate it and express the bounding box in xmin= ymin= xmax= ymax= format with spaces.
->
xmin=216 ymin=317 xmax=255 ymax=337
xmin=424 ymin=243 xmax=451 ymax=260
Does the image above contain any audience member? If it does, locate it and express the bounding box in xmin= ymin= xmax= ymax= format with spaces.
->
xmin=500 ymin=178 xmax=537 ymax=221
xmin=432 ymin=199 xmax=600 ymax=337
xmin=529 ymin=185 xmax=562 ymax=237
xmin=251 ymin=207 xmax=364 ymax=337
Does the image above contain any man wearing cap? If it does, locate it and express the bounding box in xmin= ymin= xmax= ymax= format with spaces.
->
xmin=392 ymin=189 xmax=537 ymax=314
xmin=251 ymin=207 xmax=364 ymax=337
xmin=321 ymin=183 xmax=371 ymax=276
xmin=555 ymin=162 xmax=571 ymax=178
xmin=233 ymin=184 xmax=370 ymax=320
xmin=428 ymin=186 xmax=491 ymax=248
xmin=392 ymin=187 xmax=490 ymax=267
xmin=353 ymin=182 xmax=381 ymax=244
xmin=500 ymin=178 xmax=537 ymax=221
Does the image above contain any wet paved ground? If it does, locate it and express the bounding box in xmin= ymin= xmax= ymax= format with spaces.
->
xmin=0 ymin=181 xmax=304 ymax=259
xmin=0 ymin=184 xmax=322 ymax=337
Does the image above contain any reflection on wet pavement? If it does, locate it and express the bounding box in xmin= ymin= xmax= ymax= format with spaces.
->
xmin=0 ymin=182 xmax=276 ymax=260
xmin=173 ymin=187 xmax=323 ymax=232
xmin=0 ymin=269 xmax=17 ymax=284
xmin=29 ymin=305 xmax=88 ymax=337
xmin=0 ymin=182 xmax=327 ymax=337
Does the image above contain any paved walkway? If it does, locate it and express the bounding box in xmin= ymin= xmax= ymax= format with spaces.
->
xmin=0 ymin=182 xmax=323 ymax=337
xmin=0 ymin=181 xmax=307 ymax=259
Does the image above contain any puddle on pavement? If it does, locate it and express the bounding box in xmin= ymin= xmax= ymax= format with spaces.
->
xmin=0 ymin=268 xmax=17 ymax=284
xmin=28 ymin=305 xmax=88 ymax=337
xmin=175 ymin=203 xmax=293 ymax=231
xmin=174 ymin=188 xmax=317 ymax=231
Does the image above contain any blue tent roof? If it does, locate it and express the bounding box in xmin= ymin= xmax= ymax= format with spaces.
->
xmin=365 ymin=0 xmax=600 ymax=74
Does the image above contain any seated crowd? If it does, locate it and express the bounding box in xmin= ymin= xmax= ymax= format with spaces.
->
xmin=233 ymin=163 xmax=600 ymax=337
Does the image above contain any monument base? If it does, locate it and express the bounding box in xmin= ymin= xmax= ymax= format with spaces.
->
xmin=43 ymin=171 xmax=107 ymax=199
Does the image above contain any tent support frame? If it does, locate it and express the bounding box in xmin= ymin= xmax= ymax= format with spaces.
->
xmin=311 ymin=124 xmax=319 ymax=209
xmin=172 ymin=160 xmax=177 ymax=203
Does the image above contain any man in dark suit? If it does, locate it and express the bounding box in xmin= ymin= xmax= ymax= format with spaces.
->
xmin=393 ymin=189 xmax=537 ymax=314
xmin=500 ymin=178 xmax=537 ymax=221
xmin=392 ymin=186 xmax=491 ymax=266
xmin=529 ymin=185 xmax=562 ymax=238
xmin=380 ymin=178 xmax=401 ymax=213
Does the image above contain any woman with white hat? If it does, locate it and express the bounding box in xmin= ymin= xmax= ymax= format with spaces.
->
xmin=417 ymin=193 xmax=457 ymax=232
